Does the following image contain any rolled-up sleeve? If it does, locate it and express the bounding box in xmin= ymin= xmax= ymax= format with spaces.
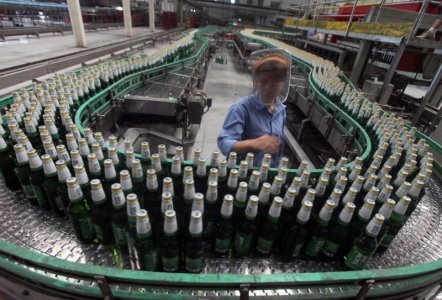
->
xmin=217 ymin=104 xmax=246 ymax=156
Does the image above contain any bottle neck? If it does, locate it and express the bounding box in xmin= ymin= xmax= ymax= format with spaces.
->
xmin=296 ymin=207 xmax=311 ymax=224
xmin=68 ymin=184 xmax=84 ymax=202
xmin=318 ymin=205 xmax=333 ymax=225
xmin=244 ymin=203 xmax=258 ymax=220
xmin=112 ymin=191 xmax=126 ymax=208
xmin=227 ymin=174 xmax=238 ymax=189
xmin=104 ymin=167 xmax=117 ymax=181
xmin=137 ymin=219 xmax=152 ymax=238
xmin=220 ymin=202 xmax=233 ymax=218
xmin=164 ymin=218 xmax=178 ymax=236
xmin=268 ymin=203 xmax=282 ymax=222
xmin=337 ymin=207 xmax=353 ymax=225
xmin=91 ymin=187 xmax=106 ymax=204
xmin=146 ymin=176 xmax=158 ymax=190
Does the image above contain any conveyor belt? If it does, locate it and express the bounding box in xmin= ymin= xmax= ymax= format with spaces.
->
xmin=0 ymin=175 xmax=440 ymax=282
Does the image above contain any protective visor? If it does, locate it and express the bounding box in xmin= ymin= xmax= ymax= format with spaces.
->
xmin=250 ymin=48 xmax=292 ymax=103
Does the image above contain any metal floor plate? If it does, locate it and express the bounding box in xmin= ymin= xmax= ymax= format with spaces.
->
xmin=0 ymin=175 xmax=441 ymax=294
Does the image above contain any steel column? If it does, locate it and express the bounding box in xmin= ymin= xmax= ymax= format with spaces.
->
xmin=413 ymin=63 xmax=442 ymax=125
xmin=377 ymin=37 xmax=407 ymax=105
xmin=344 ymin=0 xmax=359 ymax=39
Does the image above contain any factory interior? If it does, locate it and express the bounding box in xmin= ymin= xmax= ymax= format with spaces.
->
xmin=0 ymin=0 xmax=442 ymax=298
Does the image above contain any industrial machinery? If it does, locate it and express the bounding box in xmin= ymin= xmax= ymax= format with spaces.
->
xmin=0 ymin=26 xmax=441 ymax=300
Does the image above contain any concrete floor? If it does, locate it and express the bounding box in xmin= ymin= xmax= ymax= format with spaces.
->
xmin=0 ymin=27 xmax=162 ymax=70
xmin=0 ymin=27 xmax=165 ymax=97
xmin=191 ymin=43 xmax=254 ymax=161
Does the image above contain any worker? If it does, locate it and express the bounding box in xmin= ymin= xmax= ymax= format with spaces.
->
xmin=417 ymin=8 xmax=441 ymax=39
xmin=217 ymin=49 xmax=292 ymax=168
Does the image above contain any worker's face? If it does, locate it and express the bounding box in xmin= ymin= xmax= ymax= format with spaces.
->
xmin=255 ymin=71 xmax=285 ymax=103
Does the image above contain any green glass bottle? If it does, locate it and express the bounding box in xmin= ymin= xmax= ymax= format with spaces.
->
xmin=93 ymin=132 xmax=107 ymax=156
xmin=152 ymin=153 xmax=165 ymax=183
xmin=226 ymin=169 xmax=239 ymax=197
xmin=233 ymin=182 xmax=248 ymax=225
xmin=161 ymin=192 xmax=174 ymax=227
xmin=126 ymin=193 xmax=141 ymax=247
xmin=41 ymin=154 xmax=64 ymax=215
xmin=233 ymin=195 xmax=258 ymax=258
xmin=277 ymin=187 xmax=297 ymax=246
xmin=192 ymin=148 xmax=202 ymax=172
xmin=195 ymin=158 xmax=207 ymax=195
xmin=321 ymin=202 xmax=356 ymax=260
xmin=347 ymin=198 xmax=375 ymax=251
xmin=406 ymin=179 xmax=424 ymax=220
xmin=209 ymin=150 xmax=220 ymax=168
xmin=157 ymin=144 xmax=168 ymax=172
xmin=27 ymin=149 xmax=50 ymax=209
xmin=108 ymin=147 xmax=122 ymax=174
xmin=131 ymin=159 xmax=146 ymax=208
xmin=378 ymin=196 xmax=411 ymax=251
xmin=55 ymin=160 xmax=72 ymax=215
xmin=0 ymin=136 xmax=21 ymax=190
xmin=247 ymin=170 xmax=260 ymax=195
xmin=392 ymin=181 xmax=411 ymax=203
xmin=102 ymin=159 xmax=118 ymax=199
xmin=66 ymin=133 xmax=79 ymax=152
xmin=298 ymin=169 xmax=311 ymax=200
xmin=344 ymin=214 xmax=385 ymax=270
xmin=218 ymin=160 xmax=228 ymax=199
xmin=304 ymin=199 xmax=337 ymax=257
xmin=279 ymin=200 xmax=313 ymax=260
xmin=313 ymin=177 xmax=329 ymax=211
xmin=90 ymin=179 xmax=114 ymax=245
xmin=140 ymin=142 xmax=152 ymax=173
xmin=142 ymin=168 xmax=159 ymax=226
xmin=91 ymin=143 xmax=105 ymax=168
xmin=66 ymin=177 xmax=95 ymax=242
xmin=204 ymin=180 xmax=218 ymax=246
xmin=184 ymin=210 xmax=204 ymax=273
xmin=56 ymin=144 xmax=72 ymax=172
xmin=78 ymin=138 xmax=91 ymax=162
xmin=256 ymin=197 xmax=283 ymax=256
xmin=13 ymin=144 xmax=37 ymax=203
xmin=257 ymin=182 xmax=271 ymax=223
xmin=259 ymin=162 xmax=269 ymax=185
xmin=238 ymin=160 xmax=248 ymax=182
xmin=74 ymin=164 xmax=92 ymax=208
xmin=170 ymin=156 xmax=183 ymax=198
xmin=71 ymin=150 xmax=84 ymax=167
xmin=24 ymin=117 xmax=43 ymax=152
xmin=213 ymin=194 xmax=234 ymax=257
xmin=87 ymin=153 xmax=102 ymax=180
xmin=160 ymin=210 xmax=181 ymax=272
xmin=376 ymin=198 xmax=395 ymax=246
xmin=135 ymin=209 xmax=159 ymax=271
xmin=118 ymin=170 xmax=132 ymax=195
xmin=182 ymin=178 xmax=195 ymax=227
xmin=111 ymin=183 xmax=128 ymax=248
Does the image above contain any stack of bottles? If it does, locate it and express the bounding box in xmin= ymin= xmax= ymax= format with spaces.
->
xmin=0 ymin=110 xmax=432 ymax=272
xmin=0 ymin=28 xmax=434 ymax=273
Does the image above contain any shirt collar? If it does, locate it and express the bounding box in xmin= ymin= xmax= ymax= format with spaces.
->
xmin=252 ymin=91 xmax=285 ymax=113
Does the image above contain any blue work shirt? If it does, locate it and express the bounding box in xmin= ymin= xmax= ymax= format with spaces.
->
xmin=217 ymin=91 xmax=286 ymax=168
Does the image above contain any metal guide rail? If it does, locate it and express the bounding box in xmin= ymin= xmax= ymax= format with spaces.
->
xmin=0 ymin=26 xmax=441 ymax=299
xmin=0 ymin=176 xmax=441 ymax=298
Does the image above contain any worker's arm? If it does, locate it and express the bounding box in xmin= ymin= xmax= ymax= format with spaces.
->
xmin=218 ymin=104 xmax=279 ymax=156
xmin=232 ymin=135 xmax=279 ymax=155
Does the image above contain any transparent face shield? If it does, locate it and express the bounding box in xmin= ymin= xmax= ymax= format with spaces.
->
xmin=249 ymin=48 xmax=292 ymax=104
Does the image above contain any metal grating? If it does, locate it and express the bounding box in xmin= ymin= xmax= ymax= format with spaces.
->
xmin=0 ymin=175 xmax=441 ymax=295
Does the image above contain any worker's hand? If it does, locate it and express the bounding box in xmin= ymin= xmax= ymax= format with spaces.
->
xmin=254 ymin=134 xmax=280 ymax=154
